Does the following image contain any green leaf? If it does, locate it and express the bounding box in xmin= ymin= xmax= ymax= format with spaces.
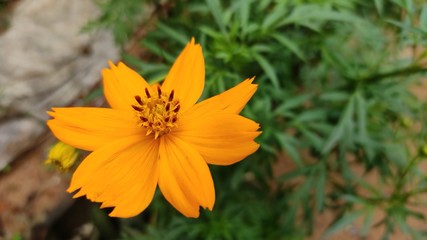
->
xmin=142 ymin=39 xmax=175 ymax=62
xmin=420 ymin=4 xmax=427 ymax=31
xmin=349 ymin=175 xmax=382 ymax=197
xmin=322 ymin=121 xmax=345 ymax=154
xmin=384 ymin=144 xmax=408 ymax=168
xmin=374 ymin=0 xmax=384 ymax=15
xmin=319 ymin=91 xmax=350 ymax=101
xmin=157 ymin=22 xmax=189 ymax=45
xmin=360 ymin=207 xmax=375 ymax=237
xmin=315 ymin=163 xmax=326 ymax=211
xmin=279 ymin=167 xmax=308 ymax=182
xmin=321 ymin=96 xmax=355 ymax=154
xmin=294 ymin=109 xmax=325 ymax=122
xmin=261 ymin=3 xmax=287 ymax=30
xmin=355 ymin=91 xmax=367 ymax=139
xmin=257 ymin=0 xmax=273 ymax=13
xmin=396 ymin=213 xmax=411 ymax=234
xmin=341 ymin=194 xmax=368 ymax=205
xmin=407 ymin=208 xmax=425 ymax=221
xmin=139 ymin=62 xmax=169 ymax=75
xmin=292 ymin=176 xmax=314 ymax=200
xmin=404 ymin=0 xmax=415 ymax=15
xmin=324 ymin=211 xmax=363 ymax=237
xmin=252 ymin=52 xmax=279 ymax=88
xmin=297 ymin=126 xmax=323 ymax=151
xmin=272 ymin=33 xmax=306 ymax=61
xmin=281 ymin=5 xmax=361 ymax=27
xmin=274 ymin=94 xmax=311 ymax=115
xmin=237 ymin=0 xmax=251 ymax=35
xmin=205 ymin=0 xmax=228 ymax=36
xmin=274 ymin=132 xmax=303 ymax=167
xmin=199 ymin=26 xmax=223 ymax=38
xmin=251 ymin=44 xmax=274 ymax=53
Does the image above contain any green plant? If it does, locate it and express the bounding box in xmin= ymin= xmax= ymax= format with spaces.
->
xmin=83 ymin=0 xmax=427 ymax=239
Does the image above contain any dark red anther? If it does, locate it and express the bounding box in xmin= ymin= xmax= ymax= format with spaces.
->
xmin=165 ymin=103 xmax=170 ymax=111
xmin=132 ymin=105 xmax=143 ymax=111
xmin=145 ymin=88 xmax=151 ymax=98
xmin=172 ymin=117 xmax=177 ymax=123
xmin=135 ymin=95 xmax=143 ymax=105
xmin=157 ymin=86 xmax=162 ymax=97
xmin=165 ymin=117 xmax=170 ymax=122
xmin=174 ymin=105 xmax=180 ymax=113
xmin=169 ymin=90 xmax=174 ymax=101
xmin=140 ymin=116 xmax=148 ymax=122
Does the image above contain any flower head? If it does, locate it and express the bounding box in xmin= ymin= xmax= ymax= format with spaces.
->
xmin=47 ymin=38 xmax=260 ymax=218
xmin=45 ymin=141 xmax=79 ymax=171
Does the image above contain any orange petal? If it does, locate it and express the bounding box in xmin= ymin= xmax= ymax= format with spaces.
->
xmin=68 ymin=135 xmax=159 ymax=218
xmin=158 ymin=135 xmax=215 ymax=217
xmin=103 ymin=61 xmax=153 ymax=110
xmin=47 ymin=107 xmax=143 ymax=151
xmin=174 ymin=113 xmax=261 ymax=165
xmin=184 ymin=77 xmax=257 ymax=120
xmin=161 ymin=38 xmax=204 ymax=113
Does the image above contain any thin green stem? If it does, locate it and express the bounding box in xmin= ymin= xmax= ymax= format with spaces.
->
xmin=360 ymin=65 xmax=427 ymax=83
xmin=395 ymin=156 xmax=421 ymax=192
xmin=407 ymin=186 xmax=427 ymax=196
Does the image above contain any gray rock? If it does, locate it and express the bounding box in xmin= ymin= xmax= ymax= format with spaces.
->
xmin=0 ymin=118 xmax=44 ymax=169
xmin=0 ymin=0 xmax=120 ymax=168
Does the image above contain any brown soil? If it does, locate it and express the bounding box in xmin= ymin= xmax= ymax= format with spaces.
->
xmin=0 ymin=134 xmax=73 ymax=239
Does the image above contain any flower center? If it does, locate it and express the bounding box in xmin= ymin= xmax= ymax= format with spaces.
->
xmin=132 ymin=87 xmax=180 ymax=139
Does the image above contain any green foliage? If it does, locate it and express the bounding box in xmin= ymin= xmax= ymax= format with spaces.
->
xmin=82 ymin=0 xmax=152 ymax=45
xmin=86 ymin=0 xmax=427 ymax=239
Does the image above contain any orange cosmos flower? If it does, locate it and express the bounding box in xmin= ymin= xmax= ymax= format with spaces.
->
xmin=47 ymin=38 xmax=260 ymax=218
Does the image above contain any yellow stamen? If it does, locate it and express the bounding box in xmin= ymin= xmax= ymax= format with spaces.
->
xmin=132 ymin=87 xmax=180 ymax=139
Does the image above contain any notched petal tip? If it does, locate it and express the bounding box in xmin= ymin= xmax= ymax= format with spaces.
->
xmin=117 ymin=61 xmax=129 ymax=70
xmin=108 ymin=212 xmax=118 ymax=218
xmin=100 ymin=202 xmax=112 ymax=209
xmin=205 ymin=205 xmax=214 ymax=211
xmin=101 ymin=68 xmax=110 ymax=76
xmin=107 ymin=60 xmax=117 ymax=68
xmin=108 ymin=206 xmax=141 ymax=218
xmin=106 ymin=60 xmax=128 ymax=71
xmin=46 ymin=111 xmax=55 ymax=118
xmin=66 ymin=185 xmax=76 ymax=193
xmin=189 ymin=37 xmax=197 ymax=46
xmin=67 ymin=180 xmax=83 ymax=194
xmin=245 ymin=76 xmax=258 ymax=89
xmin=69 ymin=188 xmax=85 ymax=198
xmin=188 ymin=37 xmax=202 ymax=51
xmin=247 ymin=76 xmax=256 ymax=83
xmin=187 ymin=212 xmax=200 ymax=218
xmin=108 ymin=208 xmax=124 ymax=218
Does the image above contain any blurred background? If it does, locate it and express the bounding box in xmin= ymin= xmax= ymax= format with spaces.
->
xmin=1 ymin=0 xmax=427 ymax=239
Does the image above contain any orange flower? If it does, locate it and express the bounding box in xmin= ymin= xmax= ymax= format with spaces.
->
xmin=47 ymin=38 xmax=260 ymax=218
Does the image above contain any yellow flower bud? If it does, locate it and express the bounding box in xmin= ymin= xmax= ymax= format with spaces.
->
xmin=45 ymin=142 xmax=79 ymax=171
